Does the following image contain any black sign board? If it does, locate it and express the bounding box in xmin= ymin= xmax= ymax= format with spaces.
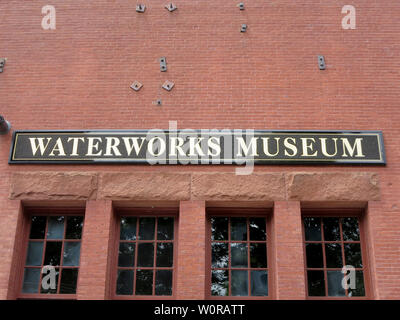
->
xmin=9 ymin=130 xmax=385 ymax=165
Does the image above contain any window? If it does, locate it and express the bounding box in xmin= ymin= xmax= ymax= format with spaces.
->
xmin=208 ymin=209 xmax=271 ymax=299
xmin=303 ymin=213 xmax=368 ymax=298
xmin=20 ymin=212 xmax=84 ymax=297
xmin=113 ymin=210 xmax=177 ymax=298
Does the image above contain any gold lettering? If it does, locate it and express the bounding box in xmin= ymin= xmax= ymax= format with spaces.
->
xmin=284 ymin=137 xmax=297 ymax=157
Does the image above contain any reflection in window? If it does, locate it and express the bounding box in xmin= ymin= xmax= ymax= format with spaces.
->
xmin=303 ymin=216 xmax=366 ymax=297
xmin=210 ymin=216 xmax=268 ymax=297
xmin=22 ymin=215 xmax=83 ymax=295
xmin=116 ymin=216 xmax=175 ymax=296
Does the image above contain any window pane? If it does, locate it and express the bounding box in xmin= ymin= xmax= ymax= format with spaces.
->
xmin=157 ymin=217 xmax=174 ymax=240
xmin=231 ymin=270 xmax=248 ymax=296
xmin=251 ymin=270 xmax=268 ymax=296
xmin=231 ymin=218 xmax=247 ymax=241
xmin=65 ymin=216 xmax=83 ymax=239
xmin=44 ymin=241 xmax=62 ymax=266
xmin=211 ymin=243 xmax=228 ymax=268
xmin=118 ymin=243 xmax=135 ymax=267
xmin=211 ymin=270 xmax=229 ymax=296
xmin=40 ymin=267 xmax=59 ymax=294
xmin=305 ymin=243 xmax=323 ymax=268
xmin=47 ymin=216 xmax=65 ymax=239
xmin=156 ymin=243 xmax=173 ymax=267
xmin=304 ymin=217 xmax=321 ymax=241
xmin=323 ymin=218 xmax=341 ymax=241
xmin=325 ymin=243 xmax=343 ymax=268
xmin=307 ymin=270 xmax=325 ymax=296
xmin=231 ymin=243 xmax=248 ymax=268
xmin=137 ymin=243 xmax=154 ymax=267
xmin=249 ymin=218 xmax=266 ymax=240
xmin=327 ymin=271 xmax=346 ymax=296
xmin=29 ymin=216 xmax=47 ymax=239
xmin=155 ymin=270 xmax=173 ymax=296
xmin=120 ymin=217 xmax=137 ymax=240
xmin=26 ymin=241 xmax=44 ymax=266
xmin=22 ymin=268 xmax=41 ymax=293
xmin=344 ymin=243 xmax=363 ymax=268
xmin=250 ymin=243 xmax=267 ymax=268
xmin=348 ymin=271 xmax=365 ymax=297
xmin=116 ymin=270 xmax=133 ymax=295
xmin=342 ymin=218 xmax=360 ymax=241
xmin=63 ymin=242 xmax=81 ymax=266
xmin=59 ymin=269 xmax=78 ymax=294
xmin=135 ymin=269 xmax=153 ymax=295
xmin=211 ymin=217 xmax=228 ymax=241
xmin=139 ymin=218 xmax=155 ymax=240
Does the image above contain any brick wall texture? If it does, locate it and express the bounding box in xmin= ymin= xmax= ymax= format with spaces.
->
xmin=0 ymin=1 xmax=399 ymax=299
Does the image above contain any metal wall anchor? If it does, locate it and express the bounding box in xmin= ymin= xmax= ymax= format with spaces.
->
xmin=318 ymin=55 xmax=326 ymax=70
xmin=130 ymin=81 xmax=143 ymax=91
xmin=165 ymin=3 xmax=177 ymax=12
xmin=160 ymin=57 xmax=167 ymax=72
xmin=162 ymin=80 xmax=174 ymax=91
xmin=136 ymin=4 xmax=146 ymax=13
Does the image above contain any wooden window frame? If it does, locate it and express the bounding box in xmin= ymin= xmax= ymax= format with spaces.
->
xmin=206 ymin=208 xmax=274 ymax=300
xmin=110 ymin=207 xmax=178 ymax=300
xmin=302 ymin=208 xmax=373 ymax=300
xmin=17 ymin=207 xmax=85 ymax=300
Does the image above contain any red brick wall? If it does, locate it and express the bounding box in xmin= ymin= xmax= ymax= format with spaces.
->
xmin=0 ymin=1 xmax=399 ymax=299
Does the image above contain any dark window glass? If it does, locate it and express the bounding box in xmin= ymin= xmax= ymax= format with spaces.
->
xmin=307 ymin=270 xmax=325 ymax=296
xmin=63 ymin=242 xmax=81 ymax=266
xmin=251 ymin=270 xmax=268 ymax=296
xmin=344 ymin=243 xmax=363 ymax=268
xmin=157 ymin=217 xmax=174 ymax=240
xmin=135 ymin=270 xmax=153 ymax=295
xmin=116 ymin=270 xmax=133 ymax=295
xmin=120 ymin=217 xmax=137 ymax=240
xmin=116 ymin=215 xmax=175 ymax=297
xmin=47 ymin=216 xmax=65 ymax=239
xmin=211 ymin=216 xmax=269 ymax=297
xmin=231 ymin=270 xmax=248 ymax=296
xmin=155 ymin=270 xmax=173 ymax=295
xmin=22 ymin=268 xmax=41 ymax=294
xmin=231 ymin=218 xmax=247 ymax=241
xmin=327 ymin=271 xmax=346 ymax=296
xmin=43 ymin=241 xmax=62 ymax=266
xmin=249 ymin=218 xmax=266 ymax=241
xmin=342 ymin=218 xmax=360 ymax=241
xmin=212 ymin=243 xmax=228 ymax=268
xmin=323 ymin=218 xmax=340 ymax=241
xmin=325 ymin=243 xmax=343 ymax=268
xmin=139 ymin=218 xmax=155 ymax=240
xmin=22 ymin=214 xmax=84 ymax=296
xmin=25 ymin=242 xmax=44 ymax=266
xmin=348 ymin=271 xmax=365 ymax=297
xmin=211 ymin=217 xmax=228 ymax=241
xmin=305 ymin=243 xmax=323 ymax=268
xmin=59 ymin=269 xmax=78 ymax=294
xmin=304 ymin=217 xmax=321 ymax=241
xmin=137 ymin=243 xmax=154 ymax=267
xmin=231 ymin=243 xmax=248 ymax=268
xmin=29 ymin=216 xmax=47 ymax=239
xmin=156 ymin=243 xmax=173 ymax=267
xmin=118 ymin=243 xmax=135 ymax=267
xmin=211 ymin=270 xmax=229 ymax=296
xmin=304 ymin=216 xmax=366 ymax=298
xmin=65 ymin=216 xmax=83 ymax=239
xmin=250 ymin=243 xmax=267 ymax=268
